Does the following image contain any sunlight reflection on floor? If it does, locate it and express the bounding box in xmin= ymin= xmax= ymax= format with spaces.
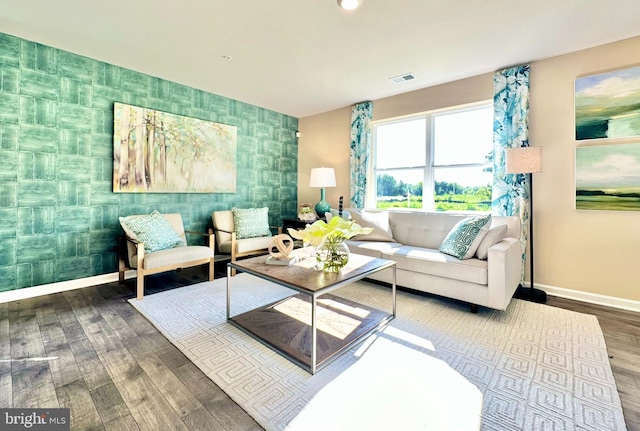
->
xmin=288 ymin=332 xmax=482 ymax=431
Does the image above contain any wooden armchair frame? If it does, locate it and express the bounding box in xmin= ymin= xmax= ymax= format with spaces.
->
xmin=118 ymin=225 xmax=215 ymax=300
xmin=211 ymin=209 xmax=282 ymax=276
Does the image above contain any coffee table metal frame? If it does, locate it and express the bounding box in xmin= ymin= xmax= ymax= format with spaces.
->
xmin=226 ymin=253 xmax=397 ymax=374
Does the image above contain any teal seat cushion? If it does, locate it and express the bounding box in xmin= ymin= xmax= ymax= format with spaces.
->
xmin=439 ymin=214 xmax=491 ymax=260
xmin=119 ymin=210 xmax=185 ymax=253
xmin=232 ymin=207 xmax=272 ymax=239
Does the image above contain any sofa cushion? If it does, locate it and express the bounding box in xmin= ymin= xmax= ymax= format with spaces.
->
xmin=119 ymin=211 xmax=185 ymax=253
xmin=346 ymin=240 xmax=402 ymax=259
xmin=439 ymin=214 xmax=491 ymax=259
xmin=476 ymin=224 xmax=508 ymax=260
xmin=232 ymin=207 xmax=271 ymax=239
xmin=347 ymin=208 xmax=394 ymax=241
xmin=388 ymin=212 xmax=465 ymax=249
xmin=381 ymin=246 xmax=488 ymax=285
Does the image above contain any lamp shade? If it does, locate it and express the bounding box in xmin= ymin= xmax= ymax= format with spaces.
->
xmin=505 ymin=146 xmax=542 ymax=174
xmin=309 ymin=167 xmax=336 ymax=188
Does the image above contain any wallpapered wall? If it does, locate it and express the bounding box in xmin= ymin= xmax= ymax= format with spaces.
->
xmin=0 ymin=32 xmax=299 ymax=292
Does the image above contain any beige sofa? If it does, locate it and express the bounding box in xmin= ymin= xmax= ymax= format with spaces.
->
xmin=345 ymin=210 xmax=522 ymax=312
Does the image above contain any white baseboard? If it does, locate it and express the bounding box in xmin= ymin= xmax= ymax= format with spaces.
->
xmin=2 ymin=274 xmax=639 ymax=314
xmin=529 ymin=282 xmax=640 ymax=314
xmin=0 ymin=270 xmax=136 ymax=304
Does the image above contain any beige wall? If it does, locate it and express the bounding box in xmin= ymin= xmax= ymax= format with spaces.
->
xmin=531 ymin=37 xmax=640 ymax=301
xmin=298 ymin=36 xmax=640 ymax=302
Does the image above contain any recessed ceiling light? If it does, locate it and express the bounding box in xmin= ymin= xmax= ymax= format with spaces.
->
xmin=337 ymin=0 xmax=361 ymax=10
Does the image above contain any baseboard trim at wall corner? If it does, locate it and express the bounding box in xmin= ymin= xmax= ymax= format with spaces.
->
xmin=0 ymin=270 xmax=137 ymax=304
xmin=532 ymin=282 xmax=640 ymax=314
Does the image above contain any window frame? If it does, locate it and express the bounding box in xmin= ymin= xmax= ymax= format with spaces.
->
xmin=368 ymin=101 xmax=493 ymax=211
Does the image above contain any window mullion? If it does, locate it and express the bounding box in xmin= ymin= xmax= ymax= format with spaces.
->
xmin=422 ymin=114 xmax=434 ymax=211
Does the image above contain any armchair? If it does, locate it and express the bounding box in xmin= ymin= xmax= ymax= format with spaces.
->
xmin=211 ymin=208 xmax=281 ymax=275
xmin=118 ymin=211 xmax=215 ymax=300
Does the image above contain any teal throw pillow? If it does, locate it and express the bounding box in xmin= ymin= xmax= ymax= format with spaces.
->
xmin=232 ymin=207 xmax=272 ymax=239
xmin=439 ymin=215 xmax=491 ymax=260
xmin=119 ymin=211 xmax=184 ymax=253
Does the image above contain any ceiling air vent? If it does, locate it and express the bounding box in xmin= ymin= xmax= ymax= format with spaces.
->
xmin=390 ymin=73 xmax=416 ymax=84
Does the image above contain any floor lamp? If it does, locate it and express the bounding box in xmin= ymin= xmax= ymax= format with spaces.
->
xmin=505 ymin=146 xmax=547 ymax=304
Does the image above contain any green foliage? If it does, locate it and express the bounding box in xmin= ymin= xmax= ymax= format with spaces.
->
xmin=375 ymin=174 xmax=491 ymax=211
xmin=377 ymin=196 xmax=423 ymax=209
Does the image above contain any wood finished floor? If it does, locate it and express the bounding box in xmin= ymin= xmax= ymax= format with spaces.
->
xmin=1 ymin=265 xmax=639 ymax=431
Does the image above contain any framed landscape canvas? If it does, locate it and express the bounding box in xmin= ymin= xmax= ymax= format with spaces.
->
xmin=575 ymin=65 xmax=640 ymax=140
xmin=113 ymin=103 xmax=237 ymax=193
xmin=575 ymin=142 xmax=640 ymax=211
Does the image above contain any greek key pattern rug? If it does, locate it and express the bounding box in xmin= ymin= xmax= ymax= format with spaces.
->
xmin=129 ymin=274 xmax=626 ymax=431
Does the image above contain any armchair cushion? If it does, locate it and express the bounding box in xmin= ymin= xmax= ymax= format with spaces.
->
xmin=218 ymin=236 xmax=276 ymax=255
xmin=232 ymin=207 xmax=271 ymax=239
xmin=119 ymin=210 xmax=185 ymax=253
xmin=129 ymin=245 xmax=215 ymax=269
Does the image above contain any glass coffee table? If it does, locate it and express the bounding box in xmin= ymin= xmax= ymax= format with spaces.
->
xmin=226 ymin=252 xmax=396 ymax=374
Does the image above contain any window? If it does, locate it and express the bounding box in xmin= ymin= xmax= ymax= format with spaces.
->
xmin=370 ymin=103 xmax=493 ymax=211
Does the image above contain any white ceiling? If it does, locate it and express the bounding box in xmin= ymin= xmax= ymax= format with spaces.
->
xmin=2 ymin=0 xmax=640 ymax=118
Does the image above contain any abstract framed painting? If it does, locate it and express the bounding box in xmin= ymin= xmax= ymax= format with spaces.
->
xmin=113 ymin=102 xmax=237 ymax=193
xmin=575 ymin=65 xmax=640 ymax=141
xmin=575 ymin=142 xmax=640 ymax=211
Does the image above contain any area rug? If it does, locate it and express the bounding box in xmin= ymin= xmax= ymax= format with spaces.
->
xmin=129 ymin=274 xmax=626 ymax=430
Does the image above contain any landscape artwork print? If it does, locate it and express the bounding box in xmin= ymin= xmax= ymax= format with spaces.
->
xmin=575 ymin=65 xmax=640 ymax=140
xmin=575 ymin=143 xmax=640 ymax=211
xmin=113 ymin=102 xmax=237 ymax=193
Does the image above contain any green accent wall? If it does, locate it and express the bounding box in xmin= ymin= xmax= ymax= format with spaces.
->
xmin=0 ymin=33 xmax=298 ymax=292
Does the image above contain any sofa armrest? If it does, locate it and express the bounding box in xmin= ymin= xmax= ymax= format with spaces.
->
xmin=486 ymin=237 xmax=522 ymax=310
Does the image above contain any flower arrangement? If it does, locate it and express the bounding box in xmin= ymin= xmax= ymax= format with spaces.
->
xmin=287 ymin=216 xmax=372 ymax=247
xmin=287 ymin=217 xmax=373 ymax=272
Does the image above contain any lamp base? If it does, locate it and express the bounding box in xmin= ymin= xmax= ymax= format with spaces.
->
xmin=514 ymin=284 xmax=547 ymax=304
xmin=315 ymin=200 xmax=330 ymax=218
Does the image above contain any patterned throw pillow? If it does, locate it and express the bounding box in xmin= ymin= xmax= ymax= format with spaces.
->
xmin=439 ymin=215 xmax=491 ymax=260
xmin=119 ymin=211 xmax=185 ymax=253
xmin=232 ymin=207 xmax=272 ymax=239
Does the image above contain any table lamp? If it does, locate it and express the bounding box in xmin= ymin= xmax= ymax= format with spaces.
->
xmin=309 ymin=167 xmax=336 ymax=218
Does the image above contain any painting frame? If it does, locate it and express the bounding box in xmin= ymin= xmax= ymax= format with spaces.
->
xmin=113 ymin=102 xmax=237 ymax=193
xmin=575 ymin=65 xmax=640 ymax=141
xmin=575 ymin=142 xmax=640 ymax=211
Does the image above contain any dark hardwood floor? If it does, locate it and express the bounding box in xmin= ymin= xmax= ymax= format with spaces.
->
xmin=1 ymin=265 xmax=638 ymax=430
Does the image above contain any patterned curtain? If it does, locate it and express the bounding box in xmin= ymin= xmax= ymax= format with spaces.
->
xmin=350 ymin=101 xmax=373 ymax=208
xmin=491 ymin=65 xmax=530 ymax=279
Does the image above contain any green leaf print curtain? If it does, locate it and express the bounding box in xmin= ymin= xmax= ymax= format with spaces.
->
xmin=491 ymin=65 xmax=530 ymax=280
xmin=350 ymin=101 xmax=373 ymax=208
